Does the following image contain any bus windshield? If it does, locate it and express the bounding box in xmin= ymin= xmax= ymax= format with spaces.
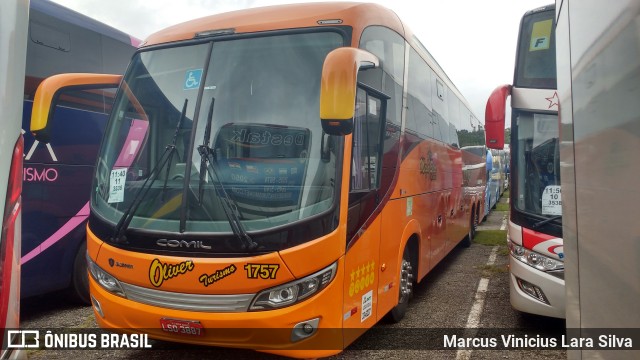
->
xmin=513 ymin=111 xmax=560 ymax=218
xmin=92 ymin=31 xmax=344 ymax=236
xmin=515 ymin=8 xmax=556 ymax=89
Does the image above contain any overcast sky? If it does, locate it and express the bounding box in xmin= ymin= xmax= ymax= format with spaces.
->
xmin=48 ymin=0 xmax=552 ymax=123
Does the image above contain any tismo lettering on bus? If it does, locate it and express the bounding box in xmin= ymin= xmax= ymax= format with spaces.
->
xmin=229 ymin=129 xmax=305 ymax=146
xmin=24 ymin=167 xmax=59 ymax=182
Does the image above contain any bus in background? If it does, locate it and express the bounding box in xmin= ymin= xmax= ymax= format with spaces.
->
xmin=460 ymin=145 xmax=487 ymax=225
xmin=493 ymin=148 xmax=508 ymax=195
xmin=483 ymin=147 xmax=493 ymax=218
xmin=485 ymin=4 xmax=564 ymax=318
xmin=0 ymin=0 xmax=28 ymax=358
xmin=20 ymin=0 xmax=138 ymax=303
xmin=487 ymin=148 xmax=506 ymax=210
xmin=557 ymin=0 xmax=640 ymax=357
xmin=30 ymin=3 xmax=480 ymax=357
xmin=503 ymin=143 xmax=511 ymax=189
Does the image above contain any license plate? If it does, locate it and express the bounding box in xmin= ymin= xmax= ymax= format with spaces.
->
xmin=160 ymin=318 xmax=204 ymax=336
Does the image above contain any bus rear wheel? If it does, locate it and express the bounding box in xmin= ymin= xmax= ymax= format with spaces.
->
xmin=387 ymin=247 xmax=414 ymax=323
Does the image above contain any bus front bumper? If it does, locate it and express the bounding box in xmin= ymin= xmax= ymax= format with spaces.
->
xmin=509 ymin=255 xmax=565 ymax=319
xmin=87 ymin=266 xmax=345 ymax=358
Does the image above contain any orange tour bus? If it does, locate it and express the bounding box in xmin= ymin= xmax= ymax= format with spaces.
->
xmin=29 ymin=2 xmax=482 ymax=357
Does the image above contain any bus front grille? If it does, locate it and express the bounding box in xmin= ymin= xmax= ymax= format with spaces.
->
xmin=120 ymin=282 xmax=255 ymax=312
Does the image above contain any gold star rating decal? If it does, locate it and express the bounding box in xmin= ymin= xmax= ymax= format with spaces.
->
xmin=349 ymin=260 xmax=376 ymax=297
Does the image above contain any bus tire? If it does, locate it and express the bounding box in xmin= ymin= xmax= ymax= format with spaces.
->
xmin=387 ymin=246 xmax=414 ymax=323
xmin=461 ymin=209 xmax=475 ymax=248
xmin=69 ymin=241 xmax=91 ymax=305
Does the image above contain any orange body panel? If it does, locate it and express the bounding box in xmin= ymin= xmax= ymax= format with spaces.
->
xmin=88 ymin=253 xmax=346 ymax=356
xmin=280 ymin=132 xmax=352 ymax=279
xmin=378 ymin=203 xmax=418 ymax=315
xmin=341 ymin=215 xmax=380 ymax=346
xmin=90 ymin=229 xmax=297 ymax=294
xmin=389 ymin=138 xmax=470 ymax=264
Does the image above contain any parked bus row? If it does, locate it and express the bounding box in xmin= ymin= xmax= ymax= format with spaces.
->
xmin=460 ymin=145 xmax=507 ymax=222
xmin=8 ymin=1 xmax=638 ymax=359
xmin=11 ymin=1 xmax=505 ymax=356
xmin=13 ymin=1 xmax=509 ymax=318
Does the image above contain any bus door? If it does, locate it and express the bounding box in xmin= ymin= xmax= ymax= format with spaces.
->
xmin=343 ymin=84 xmax=388 ymax=342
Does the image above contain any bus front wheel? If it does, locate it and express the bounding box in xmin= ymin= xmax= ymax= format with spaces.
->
xmin=387 ymin=247 xmax=414 ymax=323
xmin=69 ymin=241 xmax=91 ymax=305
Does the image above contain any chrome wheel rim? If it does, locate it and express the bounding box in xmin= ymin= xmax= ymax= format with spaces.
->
xmin=398 ymin=258 xmax=414 ymax=303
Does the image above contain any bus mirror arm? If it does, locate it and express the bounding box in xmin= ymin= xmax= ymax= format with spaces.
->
xmin=320 ymin=132 xmax=332 ymax=162
xmin=31 ymin=73 xmax=122 ymax=142
xmin=319 ymin=48 xmax=379 ymax=136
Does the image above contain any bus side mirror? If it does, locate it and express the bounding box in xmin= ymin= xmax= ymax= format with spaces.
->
xmin=31 ymin=73 xmax=122 ymax=142
xmin=485 ymin=84 xmax=511 ymax=149
xmin=319 ymin=47 xmax=379 ymax=136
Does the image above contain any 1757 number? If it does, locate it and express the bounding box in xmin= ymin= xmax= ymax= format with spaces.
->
xmin=244 ymin=264 xmax=279 ymax=279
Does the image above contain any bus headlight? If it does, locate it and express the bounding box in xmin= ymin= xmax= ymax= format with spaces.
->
xmin=249 ymin=262 xmax=337 ymax=311
xmin=509 ymin=240 xmax=564 ymax=274
xmin=86 ymin=252 xmax=126 ymax=297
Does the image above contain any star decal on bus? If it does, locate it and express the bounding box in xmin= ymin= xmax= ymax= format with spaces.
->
xmin=546 ymin=91 xmax=559 ymax=109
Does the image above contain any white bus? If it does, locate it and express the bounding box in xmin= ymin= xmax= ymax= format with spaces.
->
xmin=556 ymin=0 xmax=640 ymax=358
xmin=485 ymin=4 xmax=564 ymax=318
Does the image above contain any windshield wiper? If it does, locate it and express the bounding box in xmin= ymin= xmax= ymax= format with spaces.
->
xmin=162 ymin=99 xmax=188 ymax=200
xmin=198 ymin=98 xmax=214 ymax=205
xmin=532 ymin=215 xmax=562 ymax=229
xmin=111 ymin=99 xmax=188 ymax=243
xmin=197 ymin=97 xmax=258 ymax=252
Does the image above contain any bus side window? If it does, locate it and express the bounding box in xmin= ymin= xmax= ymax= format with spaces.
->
xmin=351 ymin=87 xmax=386 ymax=192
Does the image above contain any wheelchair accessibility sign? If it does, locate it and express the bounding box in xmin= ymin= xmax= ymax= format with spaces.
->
xmin=184 ymin=69 xmax=203 ymax=90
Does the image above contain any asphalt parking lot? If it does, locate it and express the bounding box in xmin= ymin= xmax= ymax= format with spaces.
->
xmin=20 ymin=191 xmax=566 ymax=359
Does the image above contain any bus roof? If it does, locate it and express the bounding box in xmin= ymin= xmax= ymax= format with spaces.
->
xmin=142 ymin=1 xmax=476 ymax=118
xmin=143 ymin=2 xmax=404 ymax=47
xmin=32 ymin=0 xmax=140 ymax=47
xmin=523 ymin=3 xmax=555 ymax=17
